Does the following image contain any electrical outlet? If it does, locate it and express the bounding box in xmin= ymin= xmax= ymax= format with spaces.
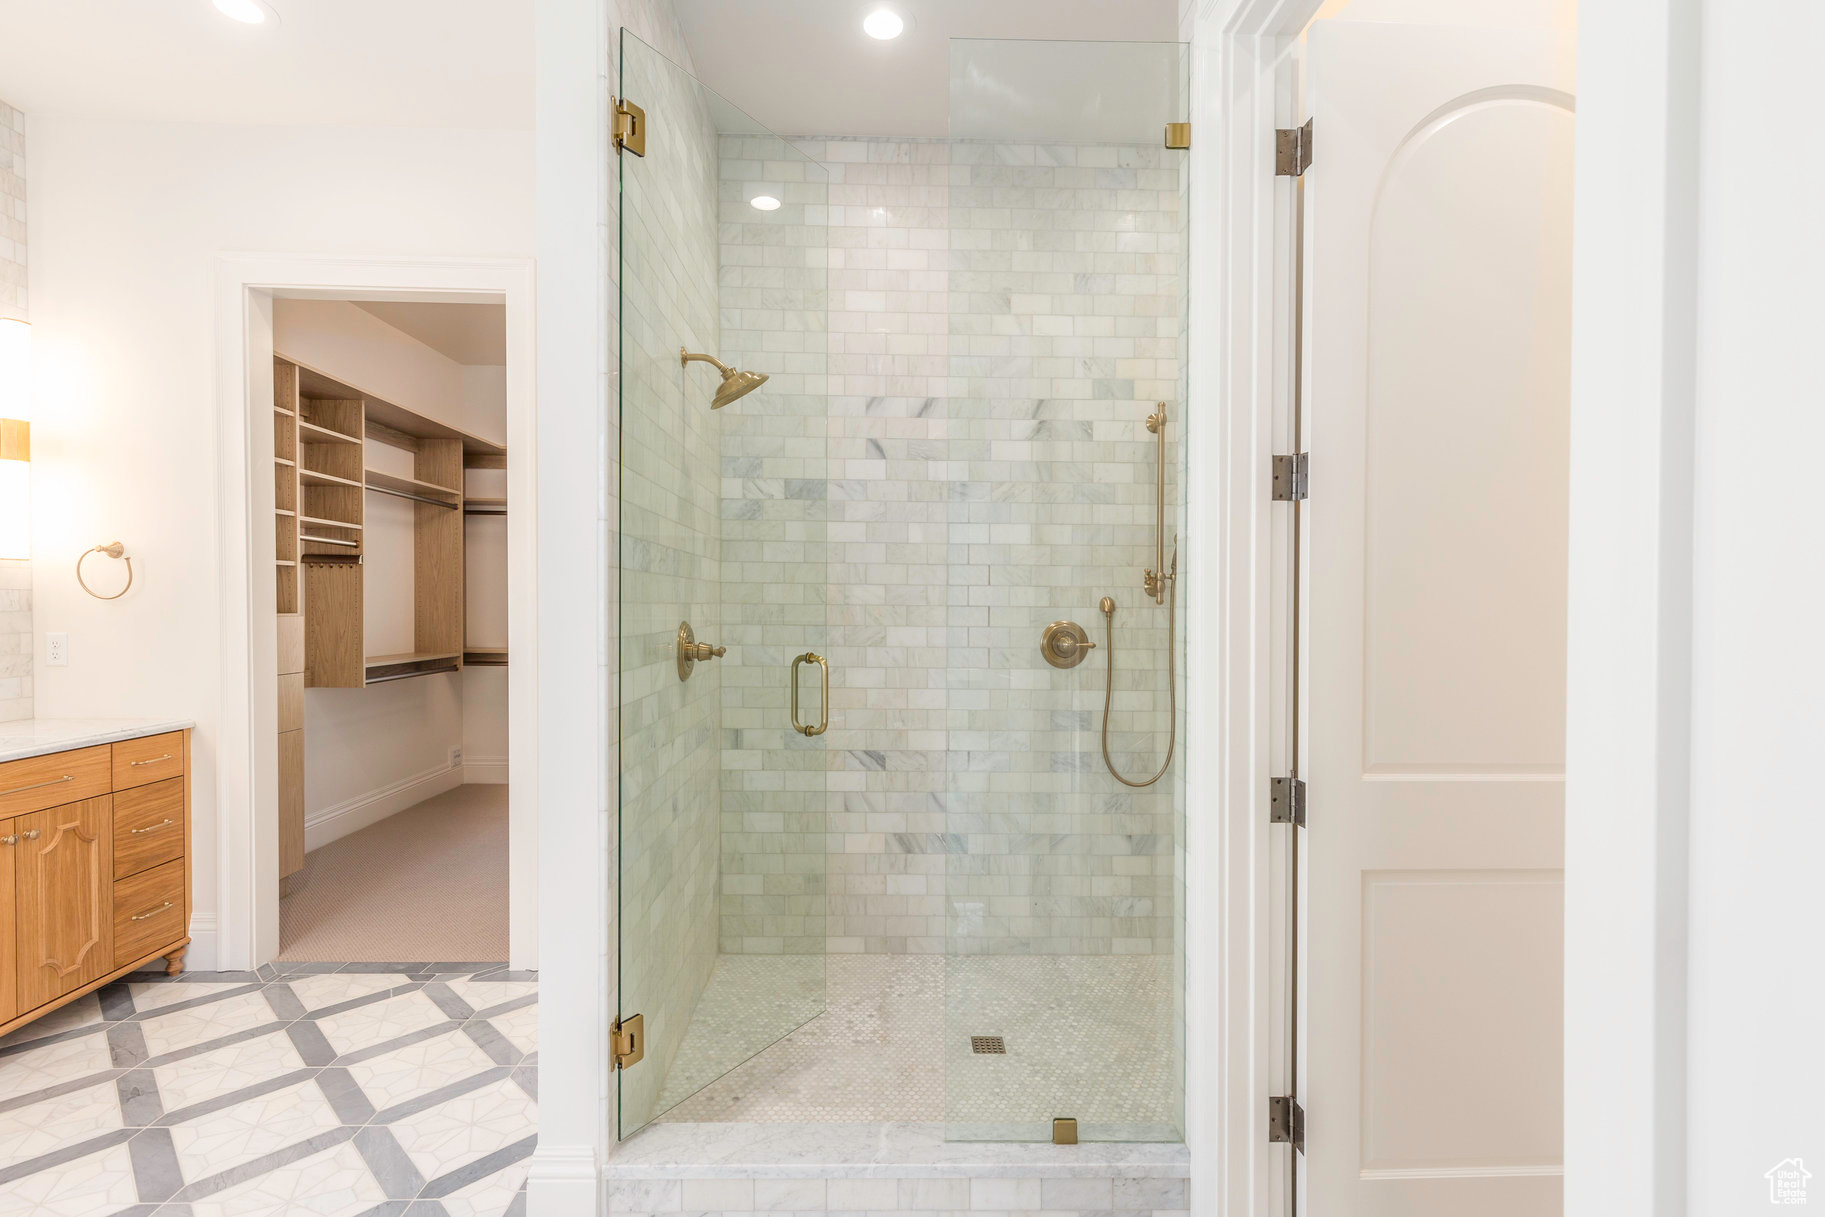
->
xmin=46 ymin=632 xmax=68 ymax=667
xmin=449 ymin=746 xmax=464 ymax=770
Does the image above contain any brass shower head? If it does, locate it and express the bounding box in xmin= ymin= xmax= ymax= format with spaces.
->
xmin=681 ymin=347 xmax=768 ymax=409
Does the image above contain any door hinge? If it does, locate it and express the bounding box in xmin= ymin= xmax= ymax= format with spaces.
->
xmin=1164 ymin=122 xmax=1191 ymax=150
xmin=1272 ymin=453 xmax=1309 ymax=501
xmin=613 ymin=96 xmax=647 ymax=157
xmin=1270 ymin=776 xmax=1306 ymax=826
xmin=1275 ymin=119 xmax=1313 ymax=177
xmin=1269 ymin=1095 xmax=1305 ymax=1152
xmin=612 ymin=1012 xmax=646 ymax=1069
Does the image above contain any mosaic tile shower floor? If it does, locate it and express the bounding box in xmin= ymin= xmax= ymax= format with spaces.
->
xmin=653 ymin=955 xmax=1175 ymax=1140
xmin=0 ymin=963 xmax=536 ymax=1217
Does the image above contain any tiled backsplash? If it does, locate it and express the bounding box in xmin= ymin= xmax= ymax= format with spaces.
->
xmin=0 ymin=98 xmax=29 ymax=724
xmin=717 ymin=137 xmax=1186 ymax=958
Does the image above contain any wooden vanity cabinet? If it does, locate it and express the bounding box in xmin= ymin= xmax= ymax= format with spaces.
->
xmin=0 ymin=729 xmax=192 ymax=1039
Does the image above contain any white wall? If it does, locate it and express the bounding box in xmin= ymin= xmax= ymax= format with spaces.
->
xmin=273 ymin=298 xmax=508 ymax=847
xmin=1683 ymin=0 xmax=1823 ymax=1209
xmin=25 ymin=118 xmax=532 ymax=966
xmin=1 ymin=99 xmax=31 ymax=724
xmin=1566 ymin=1 xmax=1825 ymax=1215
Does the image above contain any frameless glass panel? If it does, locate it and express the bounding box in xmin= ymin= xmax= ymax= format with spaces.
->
xmin=943 ymin=37 xmax=1190 ymax=1143
xmin=617 ymin=28 xmax=829 ymax=1138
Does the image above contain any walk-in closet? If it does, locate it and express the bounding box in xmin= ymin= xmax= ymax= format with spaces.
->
xmin=268 ymin=299 xmax=511 ymax=961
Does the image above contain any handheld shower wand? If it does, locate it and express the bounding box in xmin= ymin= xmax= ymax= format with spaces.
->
xmin=1100 ymin=401 xmax=1179 ymax=788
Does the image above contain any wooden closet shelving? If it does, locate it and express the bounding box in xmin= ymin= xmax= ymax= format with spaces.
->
xmin=273 ymin=355 xmax=505 ymax=690
xmin=270 ymin=353 xmax=507 ymax=881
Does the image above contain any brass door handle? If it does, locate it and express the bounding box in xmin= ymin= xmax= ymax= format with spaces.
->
xmin=791 ymin=652 xmax=829 ymax=737
xmin=0 ymin=835 xmax=16 ymax=845
xmin=130 ymin=754 xmax=173 ymax=767
xmin=130 ymin=901 xmax=172 ymax=921
xmin=130 ymin=818 xmax=175 ymax=834
xmin=22 ymin=829 xmax=40 ymax=840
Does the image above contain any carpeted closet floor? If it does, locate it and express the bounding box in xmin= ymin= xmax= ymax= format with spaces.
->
xmin=278 ymin=783 xmax=509 ymax=961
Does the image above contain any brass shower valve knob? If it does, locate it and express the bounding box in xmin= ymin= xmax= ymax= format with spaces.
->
xmin=676 ymin=621 xmax=725 ymax=681
xmin=1041 ymin=620 xmax=1096 ymax=669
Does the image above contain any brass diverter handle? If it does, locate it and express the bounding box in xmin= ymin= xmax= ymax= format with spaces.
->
xmin=1041 ymin=620 xmax=1096 ymax=669
xmin=676 ymin=621 xmax=726 ymax=681
xmin=791 ymin=652 xmax=829 ymax=737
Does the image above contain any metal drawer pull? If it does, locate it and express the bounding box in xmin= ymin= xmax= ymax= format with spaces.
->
xmin=130 ymin=754 xmax=174 ymax=767
xmin=130 ymin=818 xmax=175 ymax=834
xmin=22 ymin=829 xmax=40 ymax=840
xmin=0 ymin=774 xmax=73 ymax=797
xmin=130 ymin=901 xmax=173 ymax=921
xmin=790 ymin=652 xmax=829 ymax=737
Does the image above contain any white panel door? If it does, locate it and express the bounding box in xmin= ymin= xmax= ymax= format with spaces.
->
xmin=1303 ymin=20 xmax=1574 ymax=1217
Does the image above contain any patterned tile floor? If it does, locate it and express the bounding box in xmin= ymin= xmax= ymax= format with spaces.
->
xmin=0 ymin=963 xmax=536 ymax=1217
xmin=653 ymin=955 xmax=1175 ymax=1141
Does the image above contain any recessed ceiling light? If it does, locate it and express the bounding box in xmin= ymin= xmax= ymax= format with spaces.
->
xmin=213 ymin=0 xmax=279 ymax=25
xmin=749 ymin=195 xmax=782 ymax=212
xmin=863 ymin=8 xmax=905 ymax=40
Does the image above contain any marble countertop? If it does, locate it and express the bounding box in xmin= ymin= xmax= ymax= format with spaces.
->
xmin=0 ymin=717 xmax=195 ymax=764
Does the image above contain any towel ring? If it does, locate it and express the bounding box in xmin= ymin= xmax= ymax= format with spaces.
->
xmin=77 ymin=542 xmax=134 ymax=600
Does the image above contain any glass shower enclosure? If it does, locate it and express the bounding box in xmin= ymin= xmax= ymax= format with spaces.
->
xmin=616 ymin=29 xmax=830 ymax=1137
xmin=616 ymin=29 xmax=1187 ymax=1144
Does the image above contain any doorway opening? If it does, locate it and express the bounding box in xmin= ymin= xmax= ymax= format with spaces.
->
xmin=214 ymin=259 xmax=536 ymax=977
xmin=267 ymin=298 xmax=512 ymax=964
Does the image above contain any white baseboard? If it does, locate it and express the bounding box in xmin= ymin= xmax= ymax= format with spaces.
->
xmin=304 ymin=762 xmax=465 ymax=853
xmin=464 ymin=756 xmax=509 ymax=784
xmin=527 ymin=1145 xmax=599 ymax=1217
xmin=184 ymin=913 xmax=218 ymax=972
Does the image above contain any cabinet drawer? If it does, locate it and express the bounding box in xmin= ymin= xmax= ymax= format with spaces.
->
xmin=114 ymin=859 xmax=185 ymax=967
xmin=113 ymin=778 xmax=186 ymax=880
xmin=112 ymin=733 xmax=186 ymax=791
xmin=0 ymin=745 xmax=111 ymax=818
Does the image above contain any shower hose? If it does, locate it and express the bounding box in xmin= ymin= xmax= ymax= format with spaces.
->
xmin=1100 ymin=555 xmax=1178 ymax=789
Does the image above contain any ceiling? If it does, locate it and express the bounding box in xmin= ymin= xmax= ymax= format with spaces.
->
xmin=671 ymin=0 xmax=1180 ymax=139
xmin=0 ymin=0 xmax=532 ymax=129
xmin=354 ymin=301 xmax=507 ymax=366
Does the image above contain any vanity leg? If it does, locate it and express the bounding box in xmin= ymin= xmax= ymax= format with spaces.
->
xmin=164 ymin=948 xmax=186 ymax=976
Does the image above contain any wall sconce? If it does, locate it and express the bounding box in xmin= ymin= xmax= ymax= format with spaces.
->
xmin=0 ymin=317 xmax=29 ymax=561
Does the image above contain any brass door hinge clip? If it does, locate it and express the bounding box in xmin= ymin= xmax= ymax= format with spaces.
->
xmin=612 ymin=1013 xmax=645 ymax=1069
xmin=1164 ymin=122 xmax=1191 ymax=150
xmin=613 ymin=96 xmax=646 ymax=157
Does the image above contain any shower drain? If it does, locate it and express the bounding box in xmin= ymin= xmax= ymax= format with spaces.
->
xmin=970 ymin=1036 xmax=1007 ymax=1054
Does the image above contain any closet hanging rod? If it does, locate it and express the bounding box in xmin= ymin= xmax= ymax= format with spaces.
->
xmin=365 ymin=665 xmax=459 ymax=685
xmin=365 ymin=483 xmax=458 ymax=509
xmin=300 ymin=534 xmax=360 ymax=548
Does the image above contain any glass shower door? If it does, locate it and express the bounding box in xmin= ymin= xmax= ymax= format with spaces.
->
xmin=616 ymin=29 xmax=830 ymax=1138
xmin=943 ymin=36 xmax=1191 ymax=1143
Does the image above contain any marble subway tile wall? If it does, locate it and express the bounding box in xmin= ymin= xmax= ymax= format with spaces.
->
xmin=944 ymin=139 xmax=1182 ymax=958
xmin=718 ymin=137 xmax=1185 ymax=958
xmin=0 ymin=99 xmax=29 ymax=723
xmin=714 ymin=135 xmax=831 ymax=956
xmin=616 ymin=35 xmax=727 ymax=1130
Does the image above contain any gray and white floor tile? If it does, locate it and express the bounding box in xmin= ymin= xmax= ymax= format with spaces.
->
xmin=0 ymin=963 xmax=534 ymax=1216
